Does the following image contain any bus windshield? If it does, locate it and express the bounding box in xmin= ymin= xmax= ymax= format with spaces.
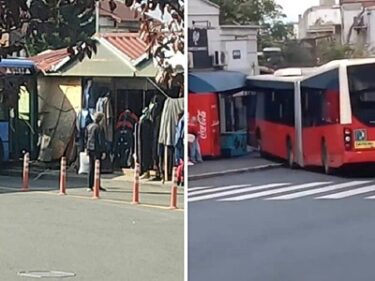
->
xmin=348 ymin=63 xmax=375 ymax=126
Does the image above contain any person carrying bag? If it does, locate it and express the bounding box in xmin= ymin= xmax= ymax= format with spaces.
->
xmin=86 ymin=112 xmax=107 ymax=192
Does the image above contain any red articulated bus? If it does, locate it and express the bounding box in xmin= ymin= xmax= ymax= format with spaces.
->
xmin=246 ymin=59 xmax=375 ymax=174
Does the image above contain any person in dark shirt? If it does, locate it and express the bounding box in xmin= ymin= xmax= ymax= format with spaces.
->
xmin=86 ymin=112 xmax=107 ymax=192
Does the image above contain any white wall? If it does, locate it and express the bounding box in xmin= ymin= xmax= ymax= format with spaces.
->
xmin=188 ymin=0 xmax=259 ymax=74
xmin=220 ymin=27 xmax=258 ymax=74
xmin=341 ymin=3 xmax=363 ymax=44
xmin=298 ymin=5 xmax=342 ymax=40
xmin=188 ymin=0 xmax=220 ymax=28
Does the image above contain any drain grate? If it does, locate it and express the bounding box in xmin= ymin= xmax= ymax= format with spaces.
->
xmin=18 ymin=271 xmax=76 ymax=278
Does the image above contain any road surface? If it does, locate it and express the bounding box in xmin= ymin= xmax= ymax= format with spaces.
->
xmin=189 ymin=167 xmax=375 ymax=281
xmin=0 ymin=176 xmax=183 ymax=281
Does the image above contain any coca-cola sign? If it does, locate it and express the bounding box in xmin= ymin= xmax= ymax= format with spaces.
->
xmin=197 ymin=110 xmax=207 ymax=140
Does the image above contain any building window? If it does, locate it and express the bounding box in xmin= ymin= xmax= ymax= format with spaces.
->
xmin=233 ymin=50 xmax=241 ymax=59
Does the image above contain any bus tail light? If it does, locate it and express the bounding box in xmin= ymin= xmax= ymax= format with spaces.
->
xmin=344 ymin=128 xmax=352 ymax=150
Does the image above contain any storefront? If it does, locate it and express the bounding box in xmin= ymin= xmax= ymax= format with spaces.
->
xmin=188 ymin=70 xmax=247 ymax=158
xmin=31 ymin=33 xmax=183 ymax=180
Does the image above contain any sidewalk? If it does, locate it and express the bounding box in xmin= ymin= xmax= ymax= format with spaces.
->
xmin=188 ymin=152 xmax=283 ymax=180
xmin=0 ymin=163 xmax=175 ymax=186
xmin=0 ymin=174 xmax=184 ymax=209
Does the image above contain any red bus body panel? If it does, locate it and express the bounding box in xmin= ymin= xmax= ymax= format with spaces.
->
xmin=256 ymin=120 xmax=295 ymax=159
xmin=257 ymin=118 xmax=375 ymax=168
xmin=188 ymin=93 xmax=221 ymax=157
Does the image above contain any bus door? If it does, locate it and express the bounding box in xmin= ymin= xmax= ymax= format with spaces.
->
xmin=300 ymin=70 xmax=340 ymax=167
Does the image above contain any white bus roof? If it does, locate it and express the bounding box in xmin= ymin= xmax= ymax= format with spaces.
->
xmin=247 ymin=58 xmax=375 ymax=86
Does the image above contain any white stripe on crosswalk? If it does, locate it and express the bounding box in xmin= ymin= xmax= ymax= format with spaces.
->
xmin=266 ymin=181 xmax=371 ymax=200
xmin=188 ymin=183 xmax=289 ymax=203
xmin=316 ymin=184 xmax=375 ymax=199
xmin=189 ymin=184 xmax=251 ymax=196
xmin=219 ymin=182 xmax=331 ymax=201
xmin=188 ymin=186 xmax=214 ymax=192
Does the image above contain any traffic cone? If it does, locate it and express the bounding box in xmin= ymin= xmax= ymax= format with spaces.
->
xmin=59 ymin=157 xmax=67 ymax=195
xmin=132 ymin=163 xmax=140 ymax=204
xmin=170 ymin=166 xmax=178 ymax=209
xmin=93 ymin=160 xmax=100 ymax=199
xmin=22 ymin=152 xmax=30 ymax=192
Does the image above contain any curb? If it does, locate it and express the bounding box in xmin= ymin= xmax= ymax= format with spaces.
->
xmin=188 ymin=163 xmax=283 ymax=181
xmin=0 ymin=169 xmax=177 ymax=187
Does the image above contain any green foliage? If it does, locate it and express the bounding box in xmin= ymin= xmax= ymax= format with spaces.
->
xmin=282 ymin=41 xmax=315 ymax=67
xmin=25 ymin=0 xmax=96 ymax=56
xmin=211 ymin=0 xmax=285 ymax=25
xmin=316 ymin=40 xmax=352 ymax=63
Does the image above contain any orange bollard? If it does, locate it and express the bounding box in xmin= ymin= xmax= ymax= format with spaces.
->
xmin=92 ymin=160 xmax=100 ymax=199
xmin=132 ymin=163 xmax=140 ymax=204
xmin=22 ymin=152 xmax=30 ymax=192
xmin=59 ymin=157 xmax=67 ymax=195
xmin=169 ymin=166 xmax=178 ymax=209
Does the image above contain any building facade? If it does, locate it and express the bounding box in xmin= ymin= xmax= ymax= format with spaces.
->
xmin=298 ymin=0 xmax=375 ymax=51
xmin=188 ymin=0 xmax=258 ymax=75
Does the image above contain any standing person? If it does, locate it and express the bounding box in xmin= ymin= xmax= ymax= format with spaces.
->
xmin=188 ymin=116 xmax=203 ymax=163
xmin=175 ymin=112 xmax=184 ymax=165
xmin=86 ymin=112 xmax=107 ymax=192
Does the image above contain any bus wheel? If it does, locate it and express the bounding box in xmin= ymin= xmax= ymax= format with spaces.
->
xmin=321 ymin=142 xmax=331 ymax=175
xmin=286 ymin=139 xmax=294 ymax=168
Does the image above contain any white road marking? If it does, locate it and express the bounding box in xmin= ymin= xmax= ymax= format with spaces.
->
xmin=266 ymin=181 xmax=371 ymax=200
xmin=189 ymin=184 xmax=251 ymax=196
xmin=188 ymin=183 xmax=289 ymax=203
xmin=316 ymin=184 xmax=375 ymax=199
xmin=219 ymin=182 xmax=331 ymax=201
xmin=188 ymin=186 xmax=214 ymax=192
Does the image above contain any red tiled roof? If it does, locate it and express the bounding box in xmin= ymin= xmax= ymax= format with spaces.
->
xmin=102 ymin=33 xmax=148 ymax=60
xmin=30 ymin=33 xmax=148 ymax=72
xmin=30 ymin=48 xmax=70 ymax=72
xmin=99 ymin=0 xmax=139 ymax=22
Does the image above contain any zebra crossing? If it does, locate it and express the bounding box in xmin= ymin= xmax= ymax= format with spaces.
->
xmin=188 ymin=180 xmax=375 ymax=203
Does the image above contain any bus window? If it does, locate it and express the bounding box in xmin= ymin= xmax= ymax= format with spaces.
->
xmin=323 ymin=90 xmax=339 ymax=124
xmin=348 ymin=63 xmax=375 ymax=126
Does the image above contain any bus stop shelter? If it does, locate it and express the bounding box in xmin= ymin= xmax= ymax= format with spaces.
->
xmin=0 ymin=59 xmax=38 ymax=163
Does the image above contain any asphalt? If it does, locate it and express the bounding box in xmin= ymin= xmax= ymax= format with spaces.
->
xmin=0 ymin=187 xmax=183 ymax=281
xmin=188 ymin=167 xmax=375 ymax=281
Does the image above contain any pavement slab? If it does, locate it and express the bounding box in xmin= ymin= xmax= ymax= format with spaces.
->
xmin=0 ymin=175 xmax=184 ymax=209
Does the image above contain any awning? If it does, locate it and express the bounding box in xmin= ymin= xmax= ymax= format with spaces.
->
xmin=188 ymin=71 xmax=246 ymax=93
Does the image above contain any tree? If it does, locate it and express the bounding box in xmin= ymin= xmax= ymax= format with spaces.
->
xmin=25 ymin=0 xmax=96 ymax=56
xmin=211 ymin=0 xmax=285 ymax=25
xmin=315 ymin=39 xmax=353 ymax=64
xmin=282 ymin=40 xmax=315 ymax=67
xmin=0 ymin=0 xmax=184 ymax=105
xmin=124 ymin=0 xmax=184 ymax=93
